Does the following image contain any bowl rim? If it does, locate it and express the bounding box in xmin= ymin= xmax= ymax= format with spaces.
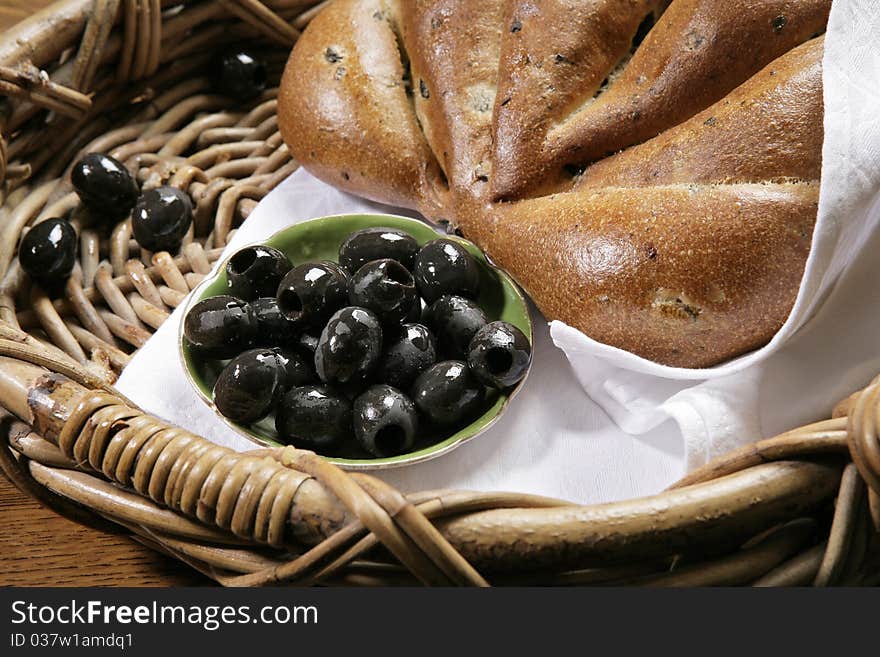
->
xmin=178 ymin=212 xmax=534 ymax=471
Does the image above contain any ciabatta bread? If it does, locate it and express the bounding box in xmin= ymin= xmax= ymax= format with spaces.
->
xmin=278 ymin=0 xmax=828 ymax=367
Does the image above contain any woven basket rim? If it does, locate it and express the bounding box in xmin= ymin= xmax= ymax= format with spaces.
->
xmin=0 ymin=0 xmax=876 ymax=586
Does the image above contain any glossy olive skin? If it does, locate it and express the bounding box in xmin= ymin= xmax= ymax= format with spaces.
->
xmin=338 ymin=227 xmax=419 ymax=273
xmin=377 ymin=323 xmax=437 ymax=390
xmin=275 ymin=385 xmax=352 ymax=451
xmin=348 ymin=259 xmax=419 ymax=327
xmin=18 ymin=218 xmax=77 ymax=288
xmin=297 ymin=332 xmax=320 ymax=357
xmin=226 ymin=245 xmax=292 ymax=300
xmin=423 ymin=295 xmax=488 ymax=359
xmin=250 ymin=297 xmax=301 ymax=345
xmin=216 ymin=51 xmax=268 ymax=99
xmin=315 ymin=307 xmax=383 ymax=386
xmin=271 ymin=347 xmax=315 ymax=390
xmin=276 ymin=261 xmax=349 ymax=328
xmin=413 ymin=238 xmax=480 ymax=303
xmin=412 ymin=361 xmax=484 ymax=426
xmin=315 ymin=306 xmax=382 ymax=386
xmin=131 ymin=186 xmax=193 ymax=253
xmin=213 ymin=349 xmax=284 ymax=423
xmin=353 ymin=385 xmax=417 ymax=457
xmin=183 ymin=295 xmax=256 ymax=359
xmin=71 ymin=153 xmax=139 ymax=218
xmin=467 ymin=321 xmax=532 ymax=388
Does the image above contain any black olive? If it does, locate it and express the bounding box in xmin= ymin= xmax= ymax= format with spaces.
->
xmin=353 ymin=385 xmax=418 ymax=457
xmin=377 ymin=323 xmax=437 ymax=390
xmin=348 ymin=258 xmax=419 ymax=327
xmin=131 ymin=186 xmax=193 ymax=253
xmin=413 ymin=238 xmax=480 ymax=303
xmin=405 ymin=297 xmax=424 ymax=323
xmin=275 ymin=384 xmax=352 ymax=451
xmin=411 ymin=360 xmax=484 ymax=426
xmin=276 ymin=261 xmax=349 ymax=328
xmin=71 ymin=152 xmax=139 ymax=218
xmin=467 ymin=321 xmax=532 ymax=388
xmin=250 ymin=297 xmax=302 ymax=345
xmin=183 ymin=295 xmax=256 ymax=359
xmin=338 ymin=227 xmax=419 ymax=273
xmin=271 ymin=347 xmax=315 ymax=390
xmin=226 ymin=245 xmax=292 ymax=300
xmin=216 ymin=51 xmax=268 ymax=99
xmin=213 ymin=348 xmax=284 ymax=424
xmin=315 ymin=306 xmax=383 ymax=386
xmin=423 ymin=295 xmax=488 ymax=358
xmin=18 ymin=218 xmax=77 ymax=288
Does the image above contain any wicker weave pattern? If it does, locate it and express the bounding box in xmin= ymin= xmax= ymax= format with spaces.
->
xmin=0 ymin=0 xmax=877 ymax=586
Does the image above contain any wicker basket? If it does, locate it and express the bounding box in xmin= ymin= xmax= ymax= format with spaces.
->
xmin=0 ymin=0 xmax=877 ymax=587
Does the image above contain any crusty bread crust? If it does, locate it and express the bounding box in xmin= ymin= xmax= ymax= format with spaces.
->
xmin=277 ymin=0 xmax=829 ymax=367
xmin=576 ymin=36 xmax=824 ymax=188
xmin=491 ymin=0 xmax=670 ymax=200
xmin=277 ymin=0 xmax=449 ymax=214
xmin=461 ymin=183 xmax=818 ymax=367
xmin=533 ymin=0 xmax=831 ymax=199
xmin=397 ymin=0 xmax=507 ymax=201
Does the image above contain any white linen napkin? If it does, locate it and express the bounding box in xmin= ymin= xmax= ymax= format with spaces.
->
xmin=117 ymin=0 xmax=880 ymax=503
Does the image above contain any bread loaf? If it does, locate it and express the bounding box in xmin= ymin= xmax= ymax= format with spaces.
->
xmin=278 ymin=0 xmax=828 ymax=367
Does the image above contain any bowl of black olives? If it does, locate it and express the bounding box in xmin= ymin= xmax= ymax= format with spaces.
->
xmin=179 ymin=214 xmax=532 ymax=470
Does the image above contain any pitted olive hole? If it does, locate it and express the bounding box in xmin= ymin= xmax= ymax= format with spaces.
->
xmin=253 ymin=63 xmax=268 ymax=87
xmin=279 ymin=289 xmax=304 ymax=316
xmin=375 ymin=425 xmax=407 ymax=456
xmin=486 ymin=347 xmax=513 ymax=375
xmin=387 ymin=262 xmax=413 ymax=285
xmin=229 ymin=248 xmax=257 ymax=274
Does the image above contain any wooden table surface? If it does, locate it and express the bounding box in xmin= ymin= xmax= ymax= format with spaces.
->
xmin=0 ymin=1 xmax=209 ymax=587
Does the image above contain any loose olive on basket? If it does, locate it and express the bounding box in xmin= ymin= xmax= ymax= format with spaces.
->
xmin=131 ymin=186 xmax=194 ymax=253
xmin=72 ymin=150 xmax=195 ymax=255
xmin=71 ymin=152 xmax=139 ymax=220
xmin=215 ymin=51 xmax=268 ymax=99
xmin=18 ymin=218 xmax=78 ymax=290
xmin=182 ymin=223 xmax=532 ymax=463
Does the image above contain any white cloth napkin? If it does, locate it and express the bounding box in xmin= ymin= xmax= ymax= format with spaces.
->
xmin=117 ymin=0 xmax=880 ymax=504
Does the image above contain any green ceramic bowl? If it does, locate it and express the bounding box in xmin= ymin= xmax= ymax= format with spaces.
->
xmin=179 ymin=213 xmax=533 ymax=470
